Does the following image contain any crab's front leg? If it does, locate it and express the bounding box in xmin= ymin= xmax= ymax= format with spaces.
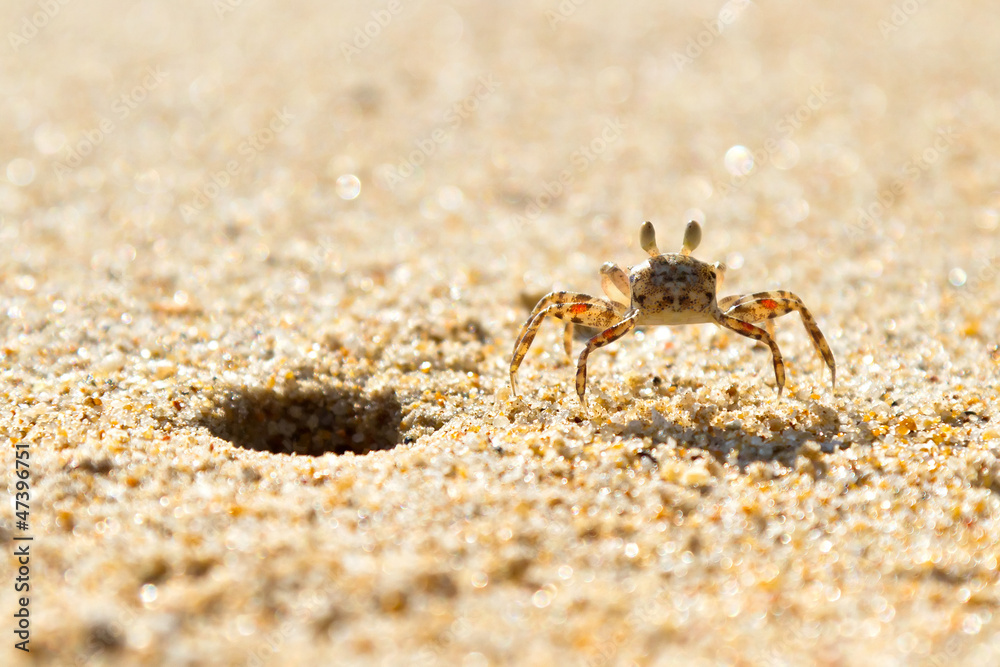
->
xmin=714 ymin=311 xmax=787 ymax=396
xmin=510 ymin=295 xmax=624 ymax=397
xmin=552 ymin=262 xmax=632 ymax=361
xmin=719 ymin=290 xmax=836 ymax=388
xmin=517 ymin=291 xmax=606 ymax=359
xmin=576 ymin=310 xmax=639 ymax=409
xmin=718 ymin=294 xmax=775 ymax=339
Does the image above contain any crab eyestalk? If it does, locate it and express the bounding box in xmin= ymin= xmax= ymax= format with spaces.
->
xmin=681 ymin=220 xmax=702 ymax=256
xmin=640 ymin=221 xmax=660 ymax=257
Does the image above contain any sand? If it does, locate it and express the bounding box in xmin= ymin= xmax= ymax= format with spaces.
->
xmin=2 ymin=0 xmax=1000 ymax=664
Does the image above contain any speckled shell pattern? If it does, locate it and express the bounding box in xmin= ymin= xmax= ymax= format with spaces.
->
xmin=629 ymin=255 xmax=719 ymax=326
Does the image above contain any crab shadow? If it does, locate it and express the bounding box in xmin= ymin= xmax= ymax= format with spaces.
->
xmin=200 ymin=382 xmax=403 ymax=456
xmin=604 ymin=393 xmax=873 ymax=470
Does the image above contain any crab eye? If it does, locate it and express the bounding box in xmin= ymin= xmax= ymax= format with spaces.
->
xmin=640 ymin=221 xmax=659 ymax=256
xmin=681 ymin=220 xmax=702 ymax=255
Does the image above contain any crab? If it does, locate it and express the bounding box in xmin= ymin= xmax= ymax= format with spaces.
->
xmin=509 ymin=220 xmax=836 ymax=408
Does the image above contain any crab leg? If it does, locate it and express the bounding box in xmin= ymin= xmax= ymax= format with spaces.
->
xmin=522 ymin=291 xmax=601 ymax=321
xmin=516 ymin=291 xmax=621 ymax=359
xmin=510 ymin=297 xmax=625 ymax=396
xmin=576 ymin=310 xmax=640 ymax=409
xmin=714 ymin=312 xmax=787 ymax=396
xmin=720 ymin=290 xmax=836 ymax=387
xmin=718 ymin=294 xmax=776 ymax=338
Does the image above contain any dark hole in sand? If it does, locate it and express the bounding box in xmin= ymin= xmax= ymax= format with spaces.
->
xmin=201 ymin=384 xmax=402 ymax=456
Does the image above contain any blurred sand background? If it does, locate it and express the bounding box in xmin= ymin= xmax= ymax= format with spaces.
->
xmin=2 ymin=0 xmax=1000 ymax=664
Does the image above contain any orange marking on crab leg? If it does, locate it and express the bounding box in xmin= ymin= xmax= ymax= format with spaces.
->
xmin=760 ymin=299 xmax=779 ymax=310
xmin=570 ymin=303 xmax=589 ymax=314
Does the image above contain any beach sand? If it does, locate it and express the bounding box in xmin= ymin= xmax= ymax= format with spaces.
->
xmin=2 ymin=0 xmax=1000 ymax=664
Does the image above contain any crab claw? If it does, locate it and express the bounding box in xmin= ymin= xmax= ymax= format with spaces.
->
xmin=713 ymin=261 xmax=727 ymax=290
xmin=640 ymin=221 xmax=660 ymax=256
xmin=681 ymin=220 xmax=701 ymax=255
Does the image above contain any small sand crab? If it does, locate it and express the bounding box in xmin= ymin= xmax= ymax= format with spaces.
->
xmin=510 ymin=220 xmax=836 ymax=408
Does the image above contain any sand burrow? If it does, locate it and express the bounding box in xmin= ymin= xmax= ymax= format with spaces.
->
xmin=200 ymin=378 xmax=403 ymax=456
